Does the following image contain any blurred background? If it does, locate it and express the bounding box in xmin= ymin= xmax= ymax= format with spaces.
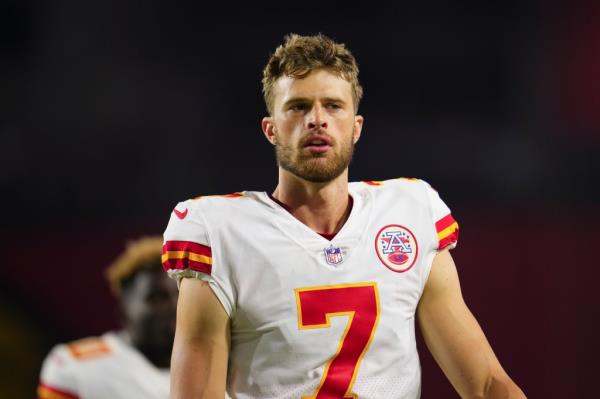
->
xmin=2 ymin=1 xmax=599 ymax=397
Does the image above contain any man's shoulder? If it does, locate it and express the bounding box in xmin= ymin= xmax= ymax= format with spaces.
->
xmin=189 ymin=191 xmax=248 ymax=203
xmin=350 ymin=177 xmax=442 ymax=217
xmin=39 ymin=332 xmax=170 ymax=398
xmin=47 ymin=334 xmax=115 ymax=365
xmin=174 ymin=191 xmax=260 ymax=215
xmin=66 ymin=335 xmax=115 ymax=360
xmin=39 ymin=333 xmax=118 ymax=395
xmin=351 ymin=177 xmax=427 ymax=195
xmin=164 ymin=190 xmax=266 ymax=244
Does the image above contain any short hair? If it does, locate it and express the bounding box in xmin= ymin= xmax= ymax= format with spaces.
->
xmin=262 ymin=33 xmax=363 ymax=115
xmin=104 ymin=236 xmax=163 ymax=296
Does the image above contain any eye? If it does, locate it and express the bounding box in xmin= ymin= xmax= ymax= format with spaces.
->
xmin=326 ymin=102 xmax=342 ymax=110
xmin=289 ymin=103 xmax=308 ymax=112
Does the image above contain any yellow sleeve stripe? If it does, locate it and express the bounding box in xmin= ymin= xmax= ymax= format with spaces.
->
xmin=437 ymin=222 xmax=459 ymax=241
xmin=161 ymin=251 xmax=212 ymax=265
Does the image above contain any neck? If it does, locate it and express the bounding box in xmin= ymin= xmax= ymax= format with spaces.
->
xmin=272 ymin=168 xmax=352 ymax=235
xmin=126 ymin=328 xmax=171 ymax=369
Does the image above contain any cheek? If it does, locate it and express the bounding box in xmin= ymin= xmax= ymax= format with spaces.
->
xmin=277 ymin=113 xmax=304 ymax=132
xmin=275 ymin=124 xmax=302 ymax=146
xmin=123 ymin=300 xmax=146 ymax=325
xmin=335 ymin=119 xmax=356 ymax=142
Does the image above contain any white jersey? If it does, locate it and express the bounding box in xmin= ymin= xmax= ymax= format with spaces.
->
xmin=38 ymin=331 xmax=169 ymax=399
xmin=163 ymin=178 xmax=459 ymax=399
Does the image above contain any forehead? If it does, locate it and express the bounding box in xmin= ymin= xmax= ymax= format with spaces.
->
xmin=273 ymin=69 xmax=353 ymax=105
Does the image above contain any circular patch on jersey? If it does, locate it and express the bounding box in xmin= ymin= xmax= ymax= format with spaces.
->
xmin=374 ymin=224 xmax=419 ymax=273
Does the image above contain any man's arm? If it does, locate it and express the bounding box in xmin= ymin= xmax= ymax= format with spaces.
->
xmin=417 ymin=249 xmax=526 ymax=399
xmin=171 ymin=278 xmax=230 ymax=399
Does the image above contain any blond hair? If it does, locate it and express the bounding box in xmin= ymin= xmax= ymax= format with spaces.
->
xmin=104 ymin=236 xmax=163 ymax=296
xmin=262 ymin=33 xmax=363 ymax=115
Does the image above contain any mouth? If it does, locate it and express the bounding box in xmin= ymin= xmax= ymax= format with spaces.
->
xmin=303 ymin=134 xmax=333 ymax=154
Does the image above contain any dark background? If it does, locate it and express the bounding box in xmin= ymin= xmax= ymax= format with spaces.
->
xmin=2 ymin=1 xmax=599 ymax=397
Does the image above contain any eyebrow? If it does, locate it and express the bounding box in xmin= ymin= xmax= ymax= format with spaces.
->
xmin=283 ymin=98 xmax=310 ymax=108
xmin=321 ymin=97 xmax=346 ymax=104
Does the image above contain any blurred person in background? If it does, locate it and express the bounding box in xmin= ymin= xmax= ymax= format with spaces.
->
xmin=37 ymin=236 xmax=177 ymax=399
xmin=162 ymin=34 xmax=526 ymax=398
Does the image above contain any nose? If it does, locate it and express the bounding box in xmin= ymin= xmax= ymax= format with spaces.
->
xmin=307 ymin=104 xmax=328 ymax=130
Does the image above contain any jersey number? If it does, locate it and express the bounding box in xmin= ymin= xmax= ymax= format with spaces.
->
xmin=295 ymin=283 xmax=380 ymax=399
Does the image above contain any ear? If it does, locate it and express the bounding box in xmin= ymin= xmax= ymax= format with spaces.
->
xmin=352 ymin=115 xmax=364 ymax=144
xmin=261 ymin=116 xmax=277 ymax=145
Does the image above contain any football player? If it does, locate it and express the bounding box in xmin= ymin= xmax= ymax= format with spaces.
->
xmin=163 ymin=34 xmax=526 ymax=398
xmin=38 ymin=236 xmax=177 ymax=399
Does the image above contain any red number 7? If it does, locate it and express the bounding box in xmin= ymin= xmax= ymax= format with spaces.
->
xmin=295 ymin=282 xmax=380 ymax=399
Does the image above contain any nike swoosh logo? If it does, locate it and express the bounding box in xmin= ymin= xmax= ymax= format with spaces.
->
xmin=173 ymin=208 xmax=188 ymax=219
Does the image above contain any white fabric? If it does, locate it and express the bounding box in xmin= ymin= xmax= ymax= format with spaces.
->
xmin=164 ymin=178 xmax=457 ymax=399
xmin=39 ymin=331 xmax=170 ymax=399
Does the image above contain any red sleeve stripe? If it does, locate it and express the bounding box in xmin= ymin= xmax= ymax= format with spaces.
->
xmin=438 ymin=231 xmax=459 ymax=250
xmin=163 ymin=240 xmax=211 ymax=256
xmin=162 ymin=241 xmax=212 ymax=274
xmin=435 ymin=214 xmax=459 ymax=249
xmin=435 ymin=214 xmax=456 ymax=232
xmin=38 ymin=383 xmax=79 ymax=399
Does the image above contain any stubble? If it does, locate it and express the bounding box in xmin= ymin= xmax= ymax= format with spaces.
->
xmin=275 ymin=131 xmax=355 ymax=183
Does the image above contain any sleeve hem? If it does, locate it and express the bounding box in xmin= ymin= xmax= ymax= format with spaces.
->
xmin=167 ymin=270 xmax=233 ymax=317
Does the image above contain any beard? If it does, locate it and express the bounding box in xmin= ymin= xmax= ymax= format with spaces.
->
xmin=275 ymin=133 xmax=355 ymax=183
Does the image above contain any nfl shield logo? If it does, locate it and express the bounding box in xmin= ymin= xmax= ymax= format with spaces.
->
xmin=324 ymin=245 xmax=343 ymax=265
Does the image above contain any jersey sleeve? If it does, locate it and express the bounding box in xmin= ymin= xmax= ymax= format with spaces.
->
xmin=162 ymin=199 xmax=235 ymax=316
xmin=422 ymin=180 xmax=459 ymax=250
xmin=38 ymin=345 xmax=80 ymax=399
